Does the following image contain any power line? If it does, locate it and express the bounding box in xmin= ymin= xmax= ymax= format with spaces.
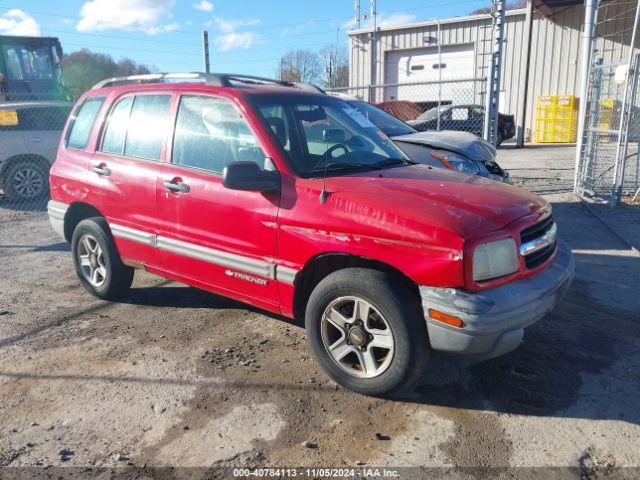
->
xmin=61 ymin=41 xmax=202 ymax=57
xmin=2 ymin=0 xmax=486 ymax=39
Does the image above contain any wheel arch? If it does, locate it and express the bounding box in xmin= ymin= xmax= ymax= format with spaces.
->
xmin=63 ymin=202 xmax=106 ymax=242
xmin=291 ymin=252 xmax=420 ymax=322
xmin=0 ymin=154 xmax=51 ymax=178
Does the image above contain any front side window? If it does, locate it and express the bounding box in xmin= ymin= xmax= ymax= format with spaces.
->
xmin=254 ymin=95 xmax=410 ymax=177
xmin=172 ymin=95 xmax=265 ymax=174
xmin=451 ymin=107 xmax=469 ymax=121
xmin=66 ymin=97 xmax=104 ymax=150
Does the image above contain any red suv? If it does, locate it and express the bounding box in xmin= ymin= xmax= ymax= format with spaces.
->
xmin=48 ymin=73 xmax=574 ymax=396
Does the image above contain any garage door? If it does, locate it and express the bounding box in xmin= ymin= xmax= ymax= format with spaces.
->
xmin=384 ymin=44 xmax=476 ymax=103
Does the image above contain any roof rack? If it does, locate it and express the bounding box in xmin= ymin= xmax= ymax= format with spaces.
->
xmin=91 ymin=72 xmax=318 ymax=90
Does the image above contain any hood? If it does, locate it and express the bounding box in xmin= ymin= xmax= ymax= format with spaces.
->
xmin=392 ymin=130 xmax=496 ymax=163
xmin=320 ymin=164 xmax=545 ymax=240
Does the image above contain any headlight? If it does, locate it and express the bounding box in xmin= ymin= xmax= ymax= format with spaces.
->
xmin=472 ymin=237 xmax=519 ymax=282
xmin=431 ymin=150 xmax=480 ymax=175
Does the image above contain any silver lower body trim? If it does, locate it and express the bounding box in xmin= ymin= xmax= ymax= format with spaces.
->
xmin=156 ymin=236 xmax=275 ymax=280
xmin=111 ymin=223 xmax=156 ymax=247
xmin=109 ymin=222 xmax=295 ymax=284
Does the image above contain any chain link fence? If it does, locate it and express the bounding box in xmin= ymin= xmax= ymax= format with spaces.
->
xmin=0 ymin=97 xmax=72 ymax=222
xmin=575 ymin=0 xmax=640 ymax=206
xmin=327 ymin=77 xmax=493 ymax=138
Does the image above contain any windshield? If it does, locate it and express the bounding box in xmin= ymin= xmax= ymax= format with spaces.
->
xmin=1 ymin=45 xmax=56 ymax=80
xmin=346 ymin=99 xmax=415 ymax=137
xmin=254 ymin=95 xmax=411 ymax=177
xmin=415 ymin=106 xmax=446 ymax=122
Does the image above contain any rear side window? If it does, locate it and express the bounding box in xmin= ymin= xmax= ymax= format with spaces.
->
xmin=66 ymin=97 xmax=104 ymax=150
xmin=101 ymin=96 xmax=133 ymax=155
xmin=100 ymin=94 xmax=170 ymax=160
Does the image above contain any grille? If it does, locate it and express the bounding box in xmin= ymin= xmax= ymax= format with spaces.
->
xmin=520 ymin=214 xmax=556 ymax=269
xmin=521 ymin=214 xmax=554 ymax=244
xmin=524 ymin=241 xmax=556 ymax=269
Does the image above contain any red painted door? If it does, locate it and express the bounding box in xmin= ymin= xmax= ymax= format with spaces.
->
xmin=89 ymin=92 xmax=173 ymax=267
xmin=155 ymin=93 xmax=280 ymax=309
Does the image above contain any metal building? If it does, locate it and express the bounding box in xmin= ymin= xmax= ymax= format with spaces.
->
xmin=346 ymin=1 xmax=636 ymax=144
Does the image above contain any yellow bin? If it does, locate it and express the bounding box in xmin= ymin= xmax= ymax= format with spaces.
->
xmin=534 ymin=95 xmax=577 ymax=143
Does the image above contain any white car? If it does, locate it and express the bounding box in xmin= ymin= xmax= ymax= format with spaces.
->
xmin=0 ymin=101 xmax=72 ymax=202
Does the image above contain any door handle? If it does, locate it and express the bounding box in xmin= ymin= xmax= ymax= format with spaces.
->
xmin=28 ymin=138 xmax=42 ymax=143
xmin=164 ymin=179 xmax=190 ymax=193
xmin=91 ymin=164 xmax=111 ymax=176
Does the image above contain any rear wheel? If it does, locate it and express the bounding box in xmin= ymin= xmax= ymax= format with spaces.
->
xmin=305 ymin=268 xmax=429 ymax=396
xmin=3 ymin=159 xmax=49 ymax=202
xmin=496 ymin=130 xmax=504 ymax=147
xmin=71 ymin=218 xmax=134 ymax=300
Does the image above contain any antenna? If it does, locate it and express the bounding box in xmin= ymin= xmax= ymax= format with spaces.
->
xmin=319 ymin=25 xmax=342 ymax=205
xmin=354 ymin=0 xmax=361 ymax=28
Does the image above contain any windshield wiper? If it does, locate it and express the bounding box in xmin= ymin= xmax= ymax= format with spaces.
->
xmin=307 ymin=162 xmax=378 ymax=175
xmin=371 ymin=158 xmax=414 ymax=168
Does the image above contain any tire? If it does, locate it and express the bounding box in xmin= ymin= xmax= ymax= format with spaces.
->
xmin=496 ymin=130 xmax=504 ymax=147
xmin=71 ymin=217 xmax=134 ymax=300
xmin=305 ymin=268 xmax=429 ymax=397
xmin=2 ymin=159 xmax=49 ymax=203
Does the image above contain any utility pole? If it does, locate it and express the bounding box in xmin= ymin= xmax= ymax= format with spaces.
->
xmin=370 ymin=0 xmax=377 ymax=101
xmin=573 ymin=0 xmax=597 ymax=192
xmin=483 ymin=0 xmax=506 ymax=146
xmin=516 ymin=0 xmax=534 ymax=147
xmin=202 ymin=30 xmax=210 ymax=73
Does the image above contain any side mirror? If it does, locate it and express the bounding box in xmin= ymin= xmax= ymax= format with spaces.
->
xmin=222 ymin=161 xmax=280 ymax=193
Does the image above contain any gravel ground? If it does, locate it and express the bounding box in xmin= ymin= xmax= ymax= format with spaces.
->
xmin=0 ymin=145 xmax=639 ymax=478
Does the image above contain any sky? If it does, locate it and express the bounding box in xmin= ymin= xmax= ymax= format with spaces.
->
xmin=0 ymin=0 xmax=489 ymax=77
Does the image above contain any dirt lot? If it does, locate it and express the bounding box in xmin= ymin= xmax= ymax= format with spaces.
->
xmin=0 ymin=145 xmax=639 ymax=478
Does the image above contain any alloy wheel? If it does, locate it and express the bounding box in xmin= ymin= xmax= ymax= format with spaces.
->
xmin=320 ymin=296 xmax=395 ymax=379
xmin=13 ymin=166 xmax=44 ymax=199
xmin=77 ymin=234 xmax=107 ymax=288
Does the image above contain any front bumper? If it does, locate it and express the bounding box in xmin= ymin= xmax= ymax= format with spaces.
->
xmin=419 ymin=241 xmax=574 ymax=359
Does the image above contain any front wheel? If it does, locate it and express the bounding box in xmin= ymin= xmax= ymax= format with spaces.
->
xmin=305 ymin=268 xmax=429 ymax=396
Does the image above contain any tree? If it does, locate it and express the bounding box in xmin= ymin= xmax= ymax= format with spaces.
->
xmin=319 ymin=44 xmax=349 ymax=89
xmin=277 ymin=49 xmax=322 ymax=85
xmin=60 ymin=49 xmax=154 ymax=98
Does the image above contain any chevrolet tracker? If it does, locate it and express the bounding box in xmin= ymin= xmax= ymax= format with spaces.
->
xmin=48 ymin=73 xmax=575 ymax=396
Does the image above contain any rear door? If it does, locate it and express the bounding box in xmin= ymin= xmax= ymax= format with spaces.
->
xmin=90 ymin=92 xmax=173 ymax=267
xmin=155 ymin=93 xmax=280 ymax=309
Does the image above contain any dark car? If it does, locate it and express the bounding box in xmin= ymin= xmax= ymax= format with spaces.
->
xmin=407 ymin=104 xmax=515 ymax=146
xmin=330 ymin=93 xmax=508 ymax=182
